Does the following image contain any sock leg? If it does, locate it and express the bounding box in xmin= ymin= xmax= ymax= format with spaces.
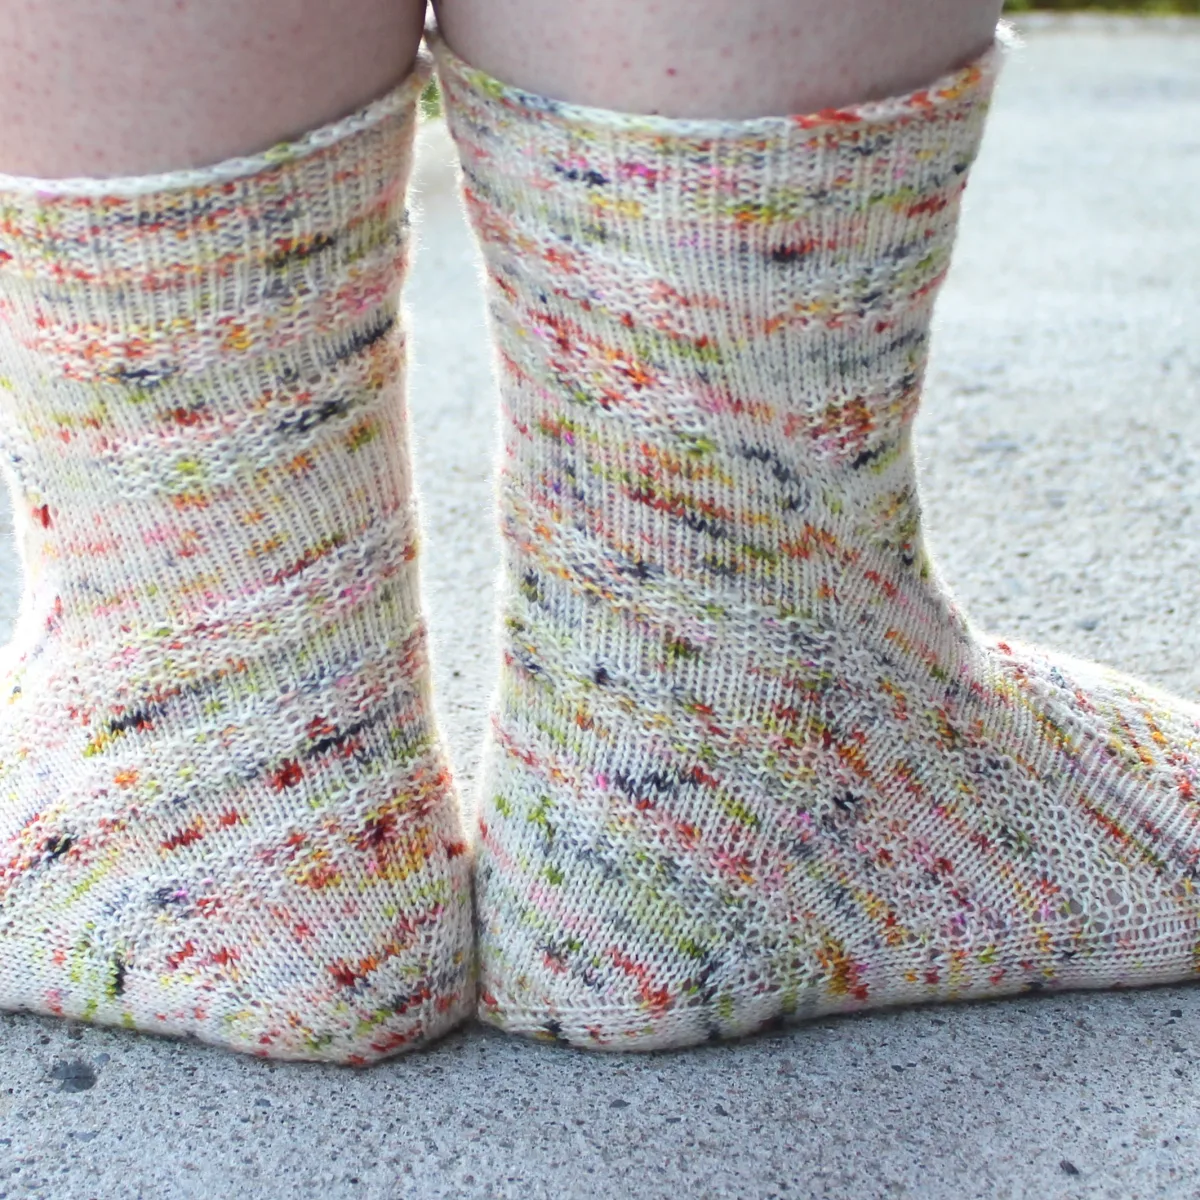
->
xmin=432 ymin=32 xmax=1200 ymax=1050
xmin=0 ymin=60 xmax=473 ymax=1062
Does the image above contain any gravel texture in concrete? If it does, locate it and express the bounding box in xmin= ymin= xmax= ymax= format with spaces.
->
xmin=0 ymin=18 xmax=1198 ymax=1199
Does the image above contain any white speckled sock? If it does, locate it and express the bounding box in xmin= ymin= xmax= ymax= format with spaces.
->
xmin=0 ymin=61 xmax=472 ymax=1063
xmin=435 ymin=32 xmax=1200 ymax=1051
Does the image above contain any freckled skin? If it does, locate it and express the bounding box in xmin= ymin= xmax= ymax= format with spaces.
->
xmin=0 ymin=0 xmax=429 ymax=176
xmin=0 ymin=0 xmax=1004 ymax=175
xmin=434 ymin=0 xmax=1004 ymax=118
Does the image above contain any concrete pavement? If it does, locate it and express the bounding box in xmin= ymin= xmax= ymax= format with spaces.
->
xmin=1 ymin=18 xmax=1199 ymax=1198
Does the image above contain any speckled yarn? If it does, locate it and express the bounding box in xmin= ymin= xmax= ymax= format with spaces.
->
xmin=0 ymin=61 xmax=473 ymax=1063
xmin=433 ymin=33 xmax=1200 ymax=1050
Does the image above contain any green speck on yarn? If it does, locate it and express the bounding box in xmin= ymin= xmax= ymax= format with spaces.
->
xmin=469 ymin=72 xmax=509 ymax=102
xmin=519 ymin=574 xmax=542 ymax=604
xmin=742 ymin=542 xmax=779 ymax=566
xmin=263 ymin=143 xmax=299 ymax=166
xmin=528 ymin=794 xmax=556 ymax=838
xmin=718 ymin=793 xmax=763 ymax=831
xmin=665 ymin=637 xmax=702 ymax=664
xmin=866 ymin=439 xmax=905 ymax=475
xmin=680 ymin=435 xmax=718 ymax=459
xmin=105 ymin=954 xmax=125 ymax=1001
xmin=630 ymin=327 xmax=722 ymax=370
xmin=387 ymin=729 xmax=434 ymax=764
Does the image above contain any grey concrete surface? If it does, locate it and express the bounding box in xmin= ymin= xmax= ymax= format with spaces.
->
xmin=1 ymin=18 xmax=1199 ymax=1200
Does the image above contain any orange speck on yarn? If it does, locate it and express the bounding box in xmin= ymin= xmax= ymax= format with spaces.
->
xmin=370 ymin=1031 xmax=413 ymax=1056
xmin=166 ymin=941 xmax=198 ymax=971
xmin=907 ymin=194 xmax=948 ymax=218
xmin=271 ymin=760 xmax=303 ymax=790
xmin=161 ymin=822 xmax=204 ymax=851
xmin=329 ymin=961 xmax=358 ymax=988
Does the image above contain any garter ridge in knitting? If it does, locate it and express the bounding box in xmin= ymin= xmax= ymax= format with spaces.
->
xmin=0 ymin=60 xmax=472 ymax=1062
xmin=433 ymin=34 xmax=1200 ymax=1050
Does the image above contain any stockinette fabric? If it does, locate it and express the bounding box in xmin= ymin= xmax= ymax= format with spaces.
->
xmin=0 ymin=60 xmax=473 ymax=1063
xmin=432 ymin=32 xmax=1200 ymax=1050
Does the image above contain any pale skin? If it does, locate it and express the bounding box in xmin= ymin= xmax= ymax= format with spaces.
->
xmin=0 ymin=0 xmax=1004 ymax=178
xmin=434 ymin=0 xmax=1006 ymax=119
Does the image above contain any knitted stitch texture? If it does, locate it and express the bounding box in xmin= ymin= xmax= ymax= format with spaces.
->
xmin=433 ymin=35 xmax=1200 ymax=1050
xmin=0 ymin=61 xmax=473 ymax=1063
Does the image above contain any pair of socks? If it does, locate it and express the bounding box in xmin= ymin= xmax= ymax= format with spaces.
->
xmin=0 ymin=33 xmax=1196 ymax=1062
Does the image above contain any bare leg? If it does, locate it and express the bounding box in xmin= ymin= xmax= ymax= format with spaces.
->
xmin=0 ymin=0 xmax=428 ymax=176
xmin=434 ymin=0 xmax=1004 ymax=118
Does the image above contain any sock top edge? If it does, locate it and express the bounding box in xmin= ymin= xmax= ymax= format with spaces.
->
xmin=428 ymin=23 xmax=1013 ymax=139
xmin=0 ymin=55 xmax=433 ymax=200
